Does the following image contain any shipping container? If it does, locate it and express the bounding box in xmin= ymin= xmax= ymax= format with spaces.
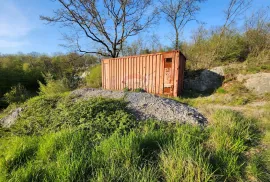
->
xmin=102 ymin=50 xmax=186 ymax=97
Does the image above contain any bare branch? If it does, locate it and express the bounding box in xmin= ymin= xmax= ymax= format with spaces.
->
xmin=159 ymin=0 xmax=205 ymax=49
xmin=40 ymin=0 xmax=158 ymax=58
xmin=222 ymin=0 xmax=253 ymax=35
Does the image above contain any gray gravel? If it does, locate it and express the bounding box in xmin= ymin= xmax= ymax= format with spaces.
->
xmin=72 ymin=88 xmax=207 ymax=126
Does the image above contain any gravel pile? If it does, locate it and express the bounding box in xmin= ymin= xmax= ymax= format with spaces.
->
xmin=72 ymin=88 xmax=207 ymax=126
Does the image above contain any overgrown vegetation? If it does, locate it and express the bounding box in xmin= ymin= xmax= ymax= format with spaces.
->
xmin=38 ymin=74 xmax=70 ymax=96
xmin=3 ymin=83 xmax=30 ymax=104
xmin=85 ymin=65 xmax=102 ymax=88
xmin=0 ymin=93 xmax=268 ymax=181
xmin=0 ymin=53 xmax=98 ymax=108
xmin=180 ymin=5 xmax=270 ymax=71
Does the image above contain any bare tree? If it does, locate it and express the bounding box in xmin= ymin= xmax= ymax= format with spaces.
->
xmin=159 ymin=0 xmax=205 ymax=50
xmin=244 ymin=6 xmax=269 ymax=31
xmin=221 ymin=0 xmax=253 ymax=36
xmin=148 ymin=33 xmax=163 ymax=52
xmin=40 ymin=0 xmax=158 ymax=58
xmin=244 ymin=7 xmax=270 ymax=55
xmin=121 ymin=36 xmax=146 ymax=56
xmin=213 ymin=0 xmax=252 ymax=58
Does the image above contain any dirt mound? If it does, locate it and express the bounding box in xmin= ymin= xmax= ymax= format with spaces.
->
xmin=72 ymin=88 xmax=207 ymax=126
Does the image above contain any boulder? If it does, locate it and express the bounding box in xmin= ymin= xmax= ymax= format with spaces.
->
xmin=184 ymin=67 xmax=224 ymax=92
xmin=237 ymin=73 xmax=270 ymax=95
xmin=0 ymin=108 xmax=22 ymax=127
xmin=210 ymin=66 xmax=225 ymax=76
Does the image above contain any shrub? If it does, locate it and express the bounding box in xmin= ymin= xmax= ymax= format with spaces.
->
xmin=10 ymin=95 xmax=135 ymax=136
xmin=38 ymin=79 xmax=70 ymax=96
xmin=244 ymin=29 xmax=270 ymax=56
xmin=134 ymin=88 xmax=145 ymax=92
xmin=4 ymin=83 xmax=30 ymax=104
xmin=216 ymin=34 xmax=249 ymax=62
xmin=86 ymin=65 xmax=102 ymax=88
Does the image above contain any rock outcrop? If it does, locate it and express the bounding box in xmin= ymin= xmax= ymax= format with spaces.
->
xmin=184 ymin=67 xmax=225 ymax=92
xmin=237 ymin=73 xmax=270 ymax=95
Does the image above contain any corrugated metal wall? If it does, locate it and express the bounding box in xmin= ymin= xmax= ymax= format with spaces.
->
xmin=102 ymin=50 xmax=186 ymax=97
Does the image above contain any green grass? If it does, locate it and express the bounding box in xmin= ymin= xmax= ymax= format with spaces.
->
xmin=0 ymin=93 xmax=268 ymax=181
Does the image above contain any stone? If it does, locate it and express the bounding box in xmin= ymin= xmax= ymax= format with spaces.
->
xmin=0 ymin=108 xmax=22 ymax=127
xmin=184 ymin=68 xmax=224 ymax=92
xmin=237 ymin=73 xmax=270 ymax=95
xmin=210 ymin=66 xmax=225 ymax=76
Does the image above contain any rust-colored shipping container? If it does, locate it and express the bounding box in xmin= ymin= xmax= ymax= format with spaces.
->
xmin=102 ymin=50 xmax=186 ymax=97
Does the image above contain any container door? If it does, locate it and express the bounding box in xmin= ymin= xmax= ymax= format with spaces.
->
xmin=163 ymin=53 xmax=174 ymax=96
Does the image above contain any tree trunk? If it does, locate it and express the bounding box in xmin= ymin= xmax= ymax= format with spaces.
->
xmin=175 ymin=29 xmax=179 ymax=50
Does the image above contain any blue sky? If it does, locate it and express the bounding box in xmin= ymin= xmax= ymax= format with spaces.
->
xmin=0 ymin=0 xmax=269 ymax=55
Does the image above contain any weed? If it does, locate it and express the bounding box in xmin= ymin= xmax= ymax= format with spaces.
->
xmin=134 ymin=88 xmax=145 ymax=93
xmin=123 ymin=87 xmax=130 ymax=92
xmin=216 ymin=87 xmax=227 ymax=94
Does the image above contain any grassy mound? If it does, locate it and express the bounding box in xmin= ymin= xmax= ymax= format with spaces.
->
xmin=0 ymin=93 xmax=268 ymax=181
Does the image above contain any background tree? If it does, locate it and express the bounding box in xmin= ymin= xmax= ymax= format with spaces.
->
xmin=40 ymin=0 xmax=158 ymax=58
xmin=244 ymin=7 xmax=270 ymax=56
xmin=208 ymin=0 xmax=252 ymax=61
xmin=159 ymin=0 xmax=205 ymax=50
xmin=221 ymin=0 xmax=252 ymax=37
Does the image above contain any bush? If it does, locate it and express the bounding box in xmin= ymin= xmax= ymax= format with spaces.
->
xmin=86 ymin=65 xmax=102 ymax=88
xmin=4 ymin=83 xmax=30 ymax=104
xmin=10 ymin=95 xmax=135 ymax=136
xmin=216 ymin=34 xmax=249 ymax=62
xmin=38 ymin=77 xmax=70 ymax=96
xmin=244 ymin=28 xmax=270 ymax=56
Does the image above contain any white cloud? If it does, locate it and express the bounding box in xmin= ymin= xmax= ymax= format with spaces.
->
xmin=0 ymin=39 xmax=29 ymax=48
xmin=0 ymin=1 xmax=32 ymax=37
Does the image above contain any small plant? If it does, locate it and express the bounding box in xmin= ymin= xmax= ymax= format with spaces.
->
xmin=134 ymin=88 xmax=145 ymax=92
xmin=123 ymin=87 xmax=130 ymax=92
xmin=4 ymin=83 xmax=30 ymax=104
xmin=216 ymin=87 xmax=227 ymax=94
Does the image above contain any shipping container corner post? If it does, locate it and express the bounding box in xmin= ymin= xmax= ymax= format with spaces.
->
xmin=102 ymin=50 xmax=186 ymax=97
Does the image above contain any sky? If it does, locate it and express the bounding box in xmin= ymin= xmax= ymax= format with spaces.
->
xmin=0 ymin=0 xmax=269 ymax=55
